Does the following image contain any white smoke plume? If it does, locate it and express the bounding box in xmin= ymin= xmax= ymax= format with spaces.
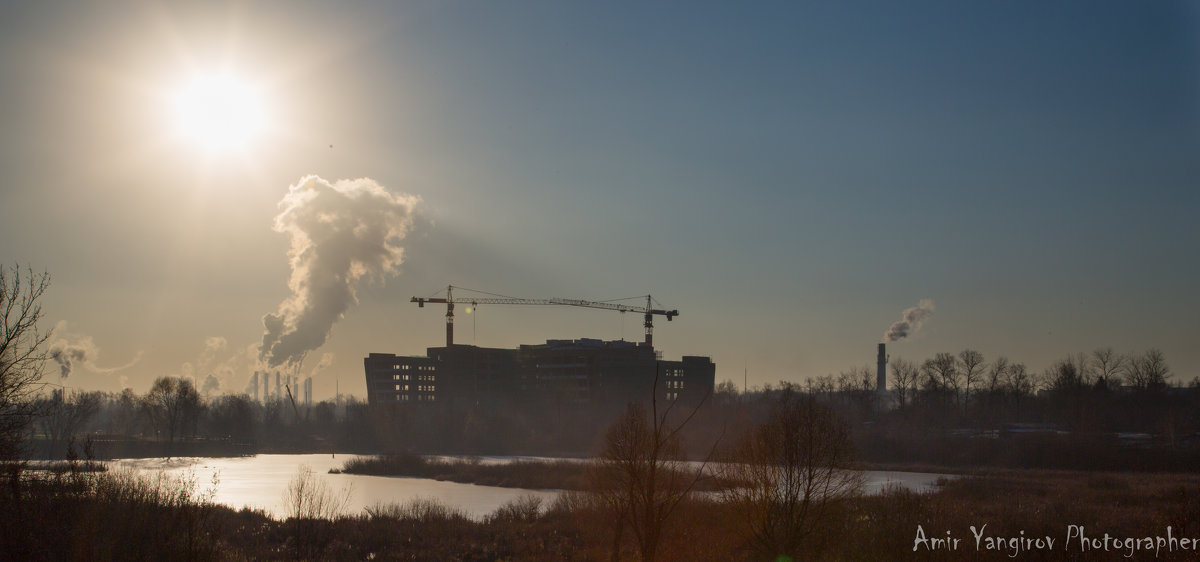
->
xmin=260 ymin=175 xmax=419 ymax=368
xmin=202 ymin=336 xmax=227 ymax=360
xmin=48 ymin=321 xmax=143 ymax=379
xmin=245 ymin=372 xmax=259 ymax=395
xmin=883 ymin=299 xmax=935 ymax=342
xmin=201 ymin=374 xmax=222 ymax=395
xmin=172 ymin=337 xmax=251 ymax=396
xmin=308 ymin=352 xmax=335 ymax=377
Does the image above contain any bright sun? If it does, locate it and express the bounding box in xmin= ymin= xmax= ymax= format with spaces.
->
xmin=170 ymin=73 xmax=267 ymax=150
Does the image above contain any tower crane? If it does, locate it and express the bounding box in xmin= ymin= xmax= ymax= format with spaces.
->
xmin=412 ymin=285 xmax=678 ymax=348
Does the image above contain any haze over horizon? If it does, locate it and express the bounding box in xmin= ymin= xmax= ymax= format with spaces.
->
xmin=1 ymin=1 xmax=1196 ymax=398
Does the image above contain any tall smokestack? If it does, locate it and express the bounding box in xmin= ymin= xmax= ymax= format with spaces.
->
xmin=877 ymin=343 xmax=887 ymax=396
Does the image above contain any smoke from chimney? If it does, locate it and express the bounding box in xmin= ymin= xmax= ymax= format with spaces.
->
xmin=48 ymin=321 xmax=143 ymax=379
xmin=883 ymin=299 xmax=935 ymax=342
xmin=259 ymin=175 xmax=419 ymax=369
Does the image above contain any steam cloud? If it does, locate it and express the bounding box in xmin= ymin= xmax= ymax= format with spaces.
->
xmin=48 ymin=321 xmax=143 ymax=379
xmin=259 ymin=175 xmax=419 ymax=368
xmin=201 ymin=374 xmax=222 ymax=395
xmin=308 ymin=352 xmax=334 ymax=377
xmin=883 ymin=299 xmax=935 ymax=342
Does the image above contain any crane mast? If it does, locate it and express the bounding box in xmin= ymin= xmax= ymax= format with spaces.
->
xmin=412 ymin=285 xmax=678 ymax=348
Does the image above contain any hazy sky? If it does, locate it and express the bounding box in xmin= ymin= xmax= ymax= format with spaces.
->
xmin=2 ymin=1 xmax=1197 ymax=398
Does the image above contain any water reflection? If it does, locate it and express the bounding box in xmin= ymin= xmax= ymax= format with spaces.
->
xmin=111 ymin=454 xmax=947 ymax=520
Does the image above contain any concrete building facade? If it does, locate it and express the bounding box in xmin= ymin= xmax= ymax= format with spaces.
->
xmin=365 ymin=339 xmax=714 ymax=412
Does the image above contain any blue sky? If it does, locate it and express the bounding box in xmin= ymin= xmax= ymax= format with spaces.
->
xmin=1 ymin=1 xmax=1196 ymax=396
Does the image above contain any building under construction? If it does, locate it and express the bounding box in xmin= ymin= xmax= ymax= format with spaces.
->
xmin=364 ymin=286 xmax=715 ymax=411
xmin=365 ymin=339 xmax=714 ymax=410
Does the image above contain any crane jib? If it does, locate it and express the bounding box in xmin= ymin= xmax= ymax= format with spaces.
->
xmin=411 ymin=286 xmax=677 ymax=347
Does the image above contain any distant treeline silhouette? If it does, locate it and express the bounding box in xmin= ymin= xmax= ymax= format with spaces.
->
xmin=27 ymin=346 xmax=1200 ymax=472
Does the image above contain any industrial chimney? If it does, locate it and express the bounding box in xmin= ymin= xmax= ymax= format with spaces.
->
xmin=876 ymin=343 xmax=887 ymax=396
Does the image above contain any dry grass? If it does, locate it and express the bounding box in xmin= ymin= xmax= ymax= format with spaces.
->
xmin=4 ymin=461 xmax=1199 ymax=560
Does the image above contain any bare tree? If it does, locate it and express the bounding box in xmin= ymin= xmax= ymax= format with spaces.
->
xmin=589 ymin=402 xmax=701 ymax=562
xmin=1091 ymin=347 xmax=1126 ymax=388
xmin=718 ymin=389 xmax=862 ymax=559
xmin=283 ymin=464 xmax=352 ymax=520
xmin=1003 ymin=362 xmax=1033 ymax=401
xmin=36 ymin=389 xmax=100 ymax=459
xmin=1124 ymin=348 xmax=1170 ymax=391
xmin=889 ymin=358 xmax=920 ymax=409
xmin=836 ymin=365 xmax=874 ymax=414
xmin=1047 ymin=355 xmax=1089 ymax=394
xmin=144 ymin=377 xmax=202 ymax=445
xmin=957 ymin=349 xmax=986 ymax=412
xmin=920 ymin=352 xmax=959 ymax=410
xmin=587 ymin=365 xmax=714 ymax=562
xmin=985 ymin=356 xmax=1010 ymax=394
xmin=107 ymin=387 xmax=144 ymax=437
xmin=0 ymin=265 xmax=52 ymax=460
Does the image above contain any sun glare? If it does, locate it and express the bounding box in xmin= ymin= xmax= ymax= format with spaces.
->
xmin=170 ymin=73 xmax=267 ymax=150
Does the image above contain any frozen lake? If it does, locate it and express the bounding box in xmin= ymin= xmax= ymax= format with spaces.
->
xmin=110 ymin=454 xmax=947 ymax=520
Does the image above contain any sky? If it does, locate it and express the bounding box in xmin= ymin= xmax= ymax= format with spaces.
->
xmin=1 ymin=1 xmax=1197 ymax=398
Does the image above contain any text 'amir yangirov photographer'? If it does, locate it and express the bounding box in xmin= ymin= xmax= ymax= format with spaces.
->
xmin=913 ymin=524 xmax=1200 ymax=557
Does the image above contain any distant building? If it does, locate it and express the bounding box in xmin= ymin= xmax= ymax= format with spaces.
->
xmin=364 ymin=339 xmax=714 ymax=412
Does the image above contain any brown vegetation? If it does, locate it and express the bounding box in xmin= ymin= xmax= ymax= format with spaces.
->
xmin=717 ymin=390 xmax=863 ymax=558
xmin=5 ymin=460 xmax=1199 ymax=560
xmin=341 ymin=452 xmax=593 ymax=490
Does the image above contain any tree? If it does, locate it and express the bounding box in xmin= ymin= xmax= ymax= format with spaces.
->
xmin=107 ymin=388 xmax=144 ymax=437
xmin=920 ymin=352 xmax=959 ymax=406
xmin=957 ymin=349 xmax=986 ymax=412
xmin=36 ymin=389 xmax=100 ymax=459
xmin=589 ymin=402 xmax=699 ymax=562
xmin=985 ymin=356 xmax=1009 ymax=395
xmin=890 ymin=357 xmax=920 ymax=410
xmin=1091 ymin=347 xmax=1126 ymax=388
xmin=1047 ymin=355 xmax=1088 ymax=394
xmin=144 ymin=376 xmax=202 ymax=445
xmin=1124 ymin=348 xmax=1170 ymax=391
xmin=836 ymin=365 xmax=875 ymax=416
xmin=713 ymin=379 xmax=740 ymax=408
xmin=718 ymin=389 xmax=862 ymax=559
xmin=205 ymin=394 xmax=259 ymax=442
xmin=587 ymin=365 xmax=713 ymax=562
xmin=0 ymin=265 xmax=52 ymax=460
